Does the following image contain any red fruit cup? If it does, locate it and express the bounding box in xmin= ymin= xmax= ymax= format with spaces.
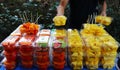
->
xmin=53 ymin=56 xmax=65 ymax=62
xmin=2 ymin=42 xmax=8 ymax=47
xmin=20 ymin=45 xmax=33 ymax=49
xmin=20 ymin=55 xmax=33 ymax=61
xmin=37 ymin=55 xmax=49 ymax=62
xmin=4 ymin=51 xmax=17 ymax=61
xmin=2 ymin=42 xmax=16 ymax=52
xmin=53 ymin=51 xmax=65 ymax=55
xmin=4 ymin=61 xmax=16 ymax=70
xmin=21 ymin=60 xmax=33 ymax=68
xmin=19 ymin=47 xmax=33 ymax=53
xmin=19 ymin=50 xmax=33 ymax=56
xmin=37 ymin=61 xmax=49 ymax=70
xmin=35 ymin=47 xmax=49 ymax=52
xmin=2 ymin=36 xmax=20 ymax=52
xmin=53 ymin=48 xmax=65 ymax=52
xmin=53 ymin=61 xmax=65 ymax=70
xmin=19 ymin=42 xmax=33 ymax=48
xmin=53 ymin=52 xmax=65 ymax=60
xmin=35 ymin=51 xmax=49 ymax=56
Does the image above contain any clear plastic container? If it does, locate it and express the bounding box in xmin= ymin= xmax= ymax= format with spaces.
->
xmin=4 ymin=60 xmax=16 ymax=70
xmin=4 ymin=51 xmax=17 ymax=62
xmin=10 ymin=25 xmax=21 ymax=36
xmin=21 ymin=60 xmax=33 ymax=68
xmin=39 ymin=29 xmax=51 ymax=36
xmin=2 ymin=36 xmax=20 ymax=52
xmin=37 ymin=61 xmax=49 ymax=70
xmin=53 ymin=61 xmax=65 ymax=70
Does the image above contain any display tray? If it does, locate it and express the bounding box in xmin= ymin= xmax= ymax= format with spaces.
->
xmin=0 ymin=65 xmax=117 ymax=70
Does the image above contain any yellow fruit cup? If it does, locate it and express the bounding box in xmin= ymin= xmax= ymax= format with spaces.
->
xmin=95 ymin=15 xmax=112 ymax=26
xmin=53 ymin=16 xmax=67 ymax=26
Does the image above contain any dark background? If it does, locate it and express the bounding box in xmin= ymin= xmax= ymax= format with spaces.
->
xmin=0 ymin=0 xmax=120 ymax=43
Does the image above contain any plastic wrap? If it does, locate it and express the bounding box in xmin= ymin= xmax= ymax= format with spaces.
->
xmin=10 ymin=25 xmax=21 ymax=36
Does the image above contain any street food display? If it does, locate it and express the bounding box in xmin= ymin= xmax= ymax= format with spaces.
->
xmin=0 ymin=15 xmax=118 ymax=70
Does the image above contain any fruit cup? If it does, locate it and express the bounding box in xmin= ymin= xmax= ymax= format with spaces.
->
xmin=19 ymin=50 xmax=33 ymax=56
xmin=37 ymin=55 xmax=49 ymax=62
xmin=35 ymin=51 xmax=49 ymax=56
xmin=53 ymin=52 xmax=65 ymax=62
xmin=21 ymin=60 xmax=33 ymax=68
xmin=4 ymin=60 xmax=16 ymax=70
xmin=53 ymin=61 xmax=65 ymax=70
xmin=37 ymin=61 xmax=49 ymax=70
xmin=20 ymin=54 xmax=33 ymax=61
xmin=19 ymin=46 xmax=33 ymax=53
xmin=4 ymin=51 xmax=17 ymax=61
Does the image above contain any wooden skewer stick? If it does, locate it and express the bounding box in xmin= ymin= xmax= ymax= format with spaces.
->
xmin=92 ymin=13 xmax=95 ymax=24
xmin=90 ymin=14 xmax=93 ymax=24
xmin=35 ymin=15 xmax=41 ymax=24
xmin=31 ymin=12 xmax=33 ymax=23
xmin=95 ymin=12 xmax=97 ymax=24
xmin=24 ymin=11 xmax=28 ymax=22
xmin=87 ymin=15 xmax=90 ymax=23
xmin=36 ymin=12 xmax=38 ymax=24
xmin=22 ymin=14 xmax=27 ymax=23
xmin=18 ymin=13 xmax=24 ymax=23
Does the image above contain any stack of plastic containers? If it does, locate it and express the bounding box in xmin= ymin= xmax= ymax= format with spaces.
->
xmin=80 ymin=24 xmax=103 ymax=69
xmin=35 ymin=29 xmax=51 ymax=70
xmin=68 ymin=29 xmax=83 ymax=70
xmin=52 ymin=29 xmax=67 ymax=70
xmin=18 ymin=35 xmax=36 ymax=68
xmin=80 ymin=23 xmax=118 ymax=69
xmin=99 ymin=35 xmax=118 ymax=69
xmin=83 ymin=36 xmax=101 ymax=69
xmin=2 ymin=36 xmax=20 ymax=70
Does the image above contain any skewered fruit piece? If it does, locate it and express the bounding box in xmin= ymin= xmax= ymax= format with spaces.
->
xmin=20 ymin=22 xmax=39 ymax=35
